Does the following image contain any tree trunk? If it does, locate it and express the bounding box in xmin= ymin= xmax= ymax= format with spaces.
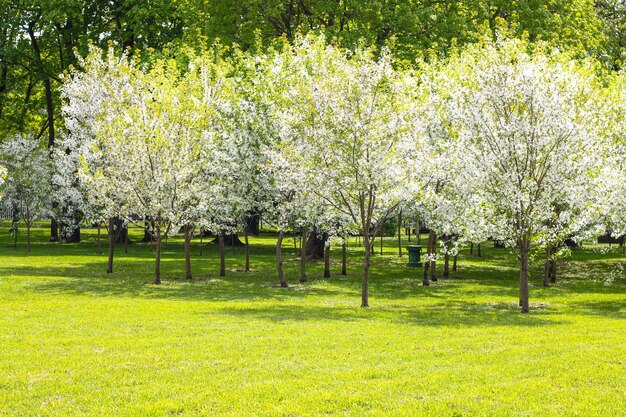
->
xmin=113 ymin=217 xmax=128 ymax=244
xmin=244 ymin=226 xmax=250 ymax=272
xmin=544 ymin=245 xmax=557 ymax=285
xmin=443 ymin=250 xmax=450 ymax=279
xmin=26 ymin=223 xmax=31 ymax=254
xmin=453 ymin=253 xmax=458 ymax=273
xmin=341 ymin=242 xmax=347 ymax=276
xmin=519 ymin=238 xmax=530 ymax=313
xmin=218 ymin=233 xmax=226 ymax=277
xmin=324 ymin=243 xmax=331 ymax=278
xmin=107 ymin=218 xmax=115 ymax=274
xmin=141 ymin=217 xmax=153 ymax=242
xmin=429 ymin=230 xmax=437 ymax=282
xmin=300 ymin=226 xmax=307 ymax=282
xmin=543 ymin=246 xmax=551 ymax=287
xmin=50 ymin=218 xmax=59 ymax=242
xmin=470 ymin=242 xmax=474 ymax=255
xmin=12 ymin=209 xmax=18 ymax=248
xmin=97 ymin=222 xmax=102 ymax=255
xmin=305 ymin=229 xmax=325 ymax=259
xmin=422 ymin=254 xmax=430 ymax=286
xmin=361 ymin=235 xmax=371 ymax=307
xmin=184 ymin=224 xmax=192 ymax=280
xmin=477 ymin=243 xmax=482 ymax=257
xmin=155 ymin=223 xmax=162 ymax=285
xmin=276 ymin=231 xmax=288 ymax=287
xmin=397 ymin=209 xmax=402 ymax=257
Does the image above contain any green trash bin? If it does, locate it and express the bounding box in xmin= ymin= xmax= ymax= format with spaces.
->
xmin=406 ymin=245 xmax=423 ymax=267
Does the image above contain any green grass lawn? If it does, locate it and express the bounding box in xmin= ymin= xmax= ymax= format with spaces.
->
xmin=0 ymin=222 xmax=625 ymax=416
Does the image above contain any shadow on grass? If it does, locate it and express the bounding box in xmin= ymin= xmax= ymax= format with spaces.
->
xmin=212 ymin=302 xmax=568 ymax=328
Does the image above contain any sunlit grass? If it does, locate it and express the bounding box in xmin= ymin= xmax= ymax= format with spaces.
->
xmin=0 ymin=222 xmax=625 ymax=416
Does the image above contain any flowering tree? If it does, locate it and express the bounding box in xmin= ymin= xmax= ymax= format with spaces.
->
xmin=64 ymin=46 xmax=233 ymax=283
xmin=0 ymin=136 xmax=53 ymax=253
xmin=268 ymin=35 xmax=414 ymax=306
xmin=445 ymin=38 xmax=604 ymax=312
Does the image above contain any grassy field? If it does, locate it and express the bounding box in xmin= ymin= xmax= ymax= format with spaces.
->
xmin=0 ymin=222 xmax=625 ymax=416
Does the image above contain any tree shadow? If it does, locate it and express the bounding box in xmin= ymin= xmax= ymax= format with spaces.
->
xmin=213 ymin=302 xmax=568 ymax=328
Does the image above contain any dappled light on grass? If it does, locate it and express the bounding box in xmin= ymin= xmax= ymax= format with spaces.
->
xmin=0 ymin=225 xmax=625 ymax=416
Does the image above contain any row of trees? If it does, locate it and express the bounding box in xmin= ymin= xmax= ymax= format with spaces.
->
xmin=2 ymin=33 xmax=626 ymax=312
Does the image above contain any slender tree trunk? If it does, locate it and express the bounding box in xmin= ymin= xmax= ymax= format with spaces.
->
xmin=543 ymin=246 xmax=551 ymax=287
xmin=199 ymin=232 xmax=203 ymax=256
xmin=477 ymin=243 xmax=482 ymax=257
xmin=443 ymin=250 xmax=450 ymax=279
xmin=397 ymin=209 xmax=402 ymax=256
xmin=107 ymin=218 xmax=115 ymax=274
xmin=124 ymin=225 xmax=129 ymax=254
xmin=155 ymin=223 xmax=162 ymax=285
xmin=184 ymin=224 xmax=192 ymax=280
xmin=244 ymin=225 xmax=250 ymax=272
xmin=300 ymin=226 xmax=307 ymax=282
xmin=542 ymin=245 xmax=558 ymax=285
xmin=362 ymin=235 xmax=371 ymax=307
xmin=276 ymin=230 xmax=288 ymax=287
xmin=26 ymin=223 xmax=31 ymax=254
xmin=50 ymin=218 xmax=59 ymax=242
xmin=141 ymin=217 xmax=153 ymax=242
xmin=422 ymin=255 xmax=430 ymax=286
xmin=97 ymin=222 xmax=102 ymax=255
xmin=470 ymin=242 xmax=474 ymax=255
xmin=324 ymin=243 xmax=331 ymax=278
xmin=12 ymin=213 xmax=18 ymax=248
xmin=429 ymin=230 xmax=437 ymax=282
xmin=453 ymin=253 xmax=457 ymax=273
xmin=519 ymin=238 xmax=530 ymax=313
xmin=341 ymin=242 xmax=347 ymax=275
xmin=218 ymin=233 xmax=226 ymax=277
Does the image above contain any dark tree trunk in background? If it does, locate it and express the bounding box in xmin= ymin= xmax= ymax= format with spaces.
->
xmin=477 ymin=243 xmax=482 ymax=257
xmin=218 ymin=233 xmax=226 ymax=277
xmin=247 ymin=211 xmax=260 ymax=236
xmin=299 ymin=226 xmax=308 ymax=282
xmin=519 ymin=238 xmax=530 ymax=313
xmin=107 ymin=218 xmax=115 ymax=274
xmin=429 ymin=230 xmax=437 ymax=282
xmin=210 ymin=233 xmax=244 ymax=247
xmin=341 ymin=242 xmax=347 ymax=275
xmin=26 ymin=223 xmax=31 ymax=254
xmin=453 ymin=253 xmax=457 ymax=273
xmin=276 ymin=231 xmax=288 ymax=287
xmin=544 ymin=245 xmax=557 ymax=286
xmin=244 ymin=226 xmax=251 ymax=272
xmin=324 ymin=242 xmax=331 ymax=278
xmin=397 ymin=209 xmax=402 ymax=256
xmin=305 ymin=228 xmax=325 ymax=259
xmin=50 ymin=218 xmax=59 ymax=242
xmin=141 ymin=217 xmax=153 ymax=242
xmin=361 ymin=234 xmax=372 ymax=307
xmin=155 ymin=223 xmax=162 ymax=285
xmin=112 ymin=217 xmax=128 ymax=244
xmin=184 ymin=224 xmax=193 ymax=280
xmin=97 ymin=222 xmax=102 ymax=255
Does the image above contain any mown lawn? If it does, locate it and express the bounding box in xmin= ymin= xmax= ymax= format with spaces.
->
xmin=0 ymin=223 xmax=625 ymax=416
